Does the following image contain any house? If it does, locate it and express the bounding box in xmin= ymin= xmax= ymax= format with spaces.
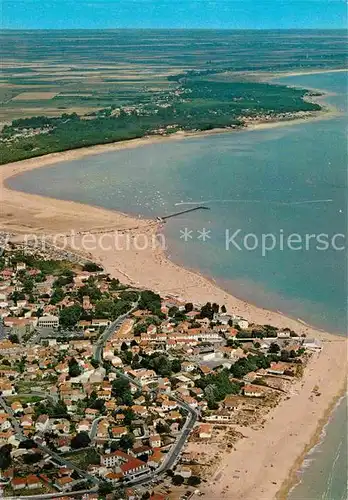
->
xmin=223 ymin=395 xmax=237 ymax=410
xmin=11 ymin=478 xmax=26 ymax=491
xmin=181 ymin=361 xmax=196 ymax=372
xmin=105 ymin=471 xmax=123 ymax=484
xmin=149 ymin=434 xmax=161 ymax=448
xmin=35 ymin=414 xmax=50 ymax=433
xmin=55 ymin=476 xmax=73 ymax=491
xmin=277 ymin=330 xmax=291 ymax=339
xmin=132 ymin=445 xmax=152 ymax=459
xmin=20 ymin=415 xmax=33 ymax=429
xmin=37 ymin=315 xmax=59 ymax=329
xmin=11 ymin=401 xmax=23 ymax=414
xmin=147 ymin=324 xmax=157 ymax=335
xmin=148 ymin=448 xmax=164 ymax=468
xmin=127 ymin=369 xmax=157 ymax=386
xmin=204 ymin=410 xmax=233 ymax=422
xmin=177 ymin=465 xmax=192 ymax=478
xmin=213 ymin=313 xmax=230 ymax=325
xmin=120 ymin=457 xmax=148 ymax=477
xmin=267 ymin=362 xmax=286 ymax=375
xmin=0 ymin=430 xmax=14 ymax=444
xmin=161 ymin=399 xmax=177 ymax=412
xmin=56 ymin=436 xmax=71 ymax=453
xmin=85 ymin=408 xmax=99 ymax=420
xmin=243 ymin=384 xmax=265 ymax=398
xmin=77 ymin=420 xmax=91 ymax=433
xmin=181 ymin=395 xmax=198 ymax=408
xmin=198 ymin=423 xmax=213 ymax=439
xmin=131 ymin=405 xmax=148 ymax=417
xmin=101 ymin=451 xmax=120 ymax=467
xmin=199 ymin=364 xmax=212 ymax=376
xmin=110 ymin=426 xmax=127 ymax=438
xmin=0 ymin=382 xmax=14 ymax=397
xmin=26 ymin=475 xmax=42 ymax=490
xmin=96 ymin=420 xmax=109 ymax=439
xmin=237 ymin=319 xmax=249 ymax=330
xmin=91 ymin=319 xmax=111 ymax=328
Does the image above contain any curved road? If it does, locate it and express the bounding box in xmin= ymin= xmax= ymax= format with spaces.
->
xmin=2 ymin=298 xmax=198 ymax=498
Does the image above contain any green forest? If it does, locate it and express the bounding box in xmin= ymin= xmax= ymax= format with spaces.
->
xmin=0 ymin=78 xmax=321 ymax=164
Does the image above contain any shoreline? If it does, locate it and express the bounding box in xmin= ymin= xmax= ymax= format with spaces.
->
xmin=1 ymin=70 xmax=347 ymax=499
xmin=278 ymin=391 xmax=347 ymax=500
xmin=1 ymin=104 xmax=338 ymax=171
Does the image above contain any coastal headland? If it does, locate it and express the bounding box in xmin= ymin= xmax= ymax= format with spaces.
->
xmin=1 ymin=86 xmax=347 ymax=499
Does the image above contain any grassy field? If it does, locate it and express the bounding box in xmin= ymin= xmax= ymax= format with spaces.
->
xmin=60 ymin=449 xmax=100 ymax=469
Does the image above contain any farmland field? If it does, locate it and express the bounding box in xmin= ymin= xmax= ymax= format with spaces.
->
xmin=1 ymin=29 xmax=346 ymax=123
xmin=0 ymin=29 xmax=346 ymax=162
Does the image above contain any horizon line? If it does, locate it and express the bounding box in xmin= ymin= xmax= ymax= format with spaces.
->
xmin=1 ymin=27 xmax=346 ymax=31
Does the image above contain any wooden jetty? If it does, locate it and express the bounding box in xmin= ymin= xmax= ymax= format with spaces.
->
xmin=156 ymin=206 xmax=210 ymax=222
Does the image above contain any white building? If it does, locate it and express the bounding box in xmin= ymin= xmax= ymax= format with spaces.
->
xmin=37 ymin=315 xmax=59 ymax=329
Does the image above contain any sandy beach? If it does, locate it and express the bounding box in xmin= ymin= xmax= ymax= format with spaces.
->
xmin=1 ymin=105 xmax=347 ymax=499
xmin=191 ymin=344 xmax=347 ymax=500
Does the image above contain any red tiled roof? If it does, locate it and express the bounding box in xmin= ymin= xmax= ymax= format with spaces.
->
xmin=120 ymin=457 xmax=145 ymax=473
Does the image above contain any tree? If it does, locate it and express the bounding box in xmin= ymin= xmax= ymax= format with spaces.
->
xmin=200 ymin=302 xmax=213 ymax=320
xmin=94 ymin=299 xmax=115 ymax=318
xmin=23 ymin=452 xmax=42 ymax=464
xmin=150 ymin=355 xmax=172 ymax=377
xmin=280 ymin=349 xmax=290 ymax=361
xmin=188 ymin=476 xmax=201 ymax=486
xmin=0 ymin=444 xmax=12 ymax=471
xmin=184 ymin=302 xmax=193 ymax=313
xmin=98 ymin=482 xmax=113 ymax=495
xmin=19 ymin=439 xmax=37 ymax=449
xmin=112 ymin=378 xmax=133 ymax=406
xmin=168 ymin=306 xmax=179 ymax=317
xmin=171 ymin=359 xmax=182 ymax=373
xmin=172 ymin=475 xmax=184 ymax=486
xmin=9 ymin=334 xmax=19 ymax=344
xmin=91 ymin=359 xmax=99 ymax=369
xmin=123 ymin=409 xmax=136 ymax=426
xmin=212 ymin=303 xmax=219 ymax=314
xmin=68 ymin=357 xmax=81 ymax=378
xmin=71 ymin=431 xmax=91 ymax=449
xmin=50 ymin=287 xmax=64 ymax=305
xmin=269 ymin=342 xmax=280 ymax=354
xmin=156 ymin=421 xmax=170 ymax=434
xmin=83 ymin=262 xmax=102 ymax=272
xmin=221 ymin=305 xmax=227 ymax=314
xmin=112 ymin=377 xmax=130 ymax=395
xmin=121 ymin=341 xmax=128 ymax=351
xmin=51 ymin=400 xmax=68 ymax=417
xmin=139 ymin=290 xmax=161 ymax=313
xmin=119 ymin=433 xmax=135 ymax=452
xmin=59 ymin=305 xmax=82 ymax=329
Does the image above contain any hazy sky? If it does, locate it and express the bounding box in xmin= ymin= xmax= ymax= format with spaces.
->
xmin=2 ymin=0 xmax=347 ymax=30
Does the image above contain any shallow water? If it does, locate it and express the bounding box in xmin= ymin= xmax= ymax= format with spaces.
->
xmin=288 ymin=396 xmax=347 ymax=500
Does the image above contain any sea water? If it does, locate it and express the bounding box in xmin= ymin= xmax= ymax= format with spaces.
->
xmin=9 ymin=71 xmax=348 ymax=335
